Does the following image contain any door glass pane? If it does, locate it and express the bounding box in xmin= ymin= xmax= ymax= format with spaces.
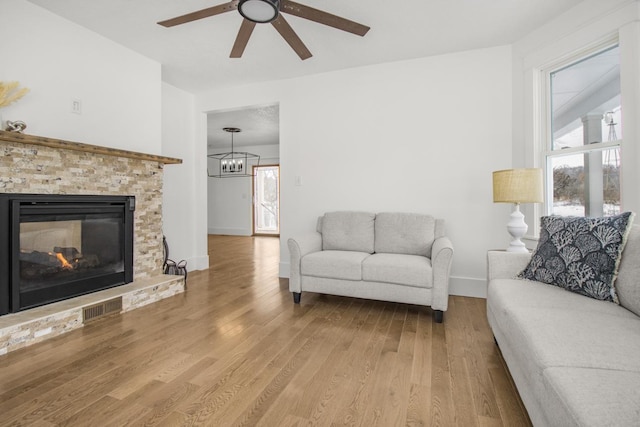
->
xmin=254 ymin=166 xmax=279 ymax=235
xmin=550 ymin=148 xmax=620 ymax=217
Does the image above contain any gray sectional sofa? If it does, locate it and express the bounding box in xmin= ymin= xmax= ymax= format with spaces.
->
xmin=287 ymin=211 xmax=454 ymax=322
xmin=487 ymin=224 xmax=640 ymax=426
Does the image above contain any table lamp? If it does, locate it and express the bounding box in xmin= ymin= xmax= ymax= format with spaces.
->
xmin=493 ymin=168 xmax=544 ymax=253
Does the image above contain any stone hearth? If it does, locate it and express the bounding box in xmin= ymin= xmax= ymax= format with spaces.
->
xmin=0 ymin=275 xmax=184 ymax=355
xmin=0 ymin=130 xmax=184 ymax=354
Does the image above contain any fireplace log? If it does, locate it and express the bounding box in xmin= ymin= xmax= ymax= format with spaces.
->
xmin=20 ymin=250 xmax=62 ymax=267
xmin=53 ymin=246 xmax=80 ymax=260
xmin=20 ymin=250 xmax=63 ymax=279
xmin=19 ymin=247 xmax=85 ymax=278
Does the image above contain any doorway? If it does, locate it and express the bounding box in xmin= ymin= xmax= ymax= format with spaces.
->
xmin=206 ymin=103 xmax=279 ymax=237
xmin=253 ymin=165 xmax=280 ymax=236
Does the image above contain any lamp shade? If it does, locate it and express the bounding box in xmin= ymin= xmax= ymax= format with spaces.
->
xmin=493 ymin=168 xmax=543 ymax=204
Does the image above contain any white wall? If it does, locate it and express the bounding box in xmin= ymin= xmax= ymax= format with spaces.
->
xmin=0 ymin=0 xmax=161 ymax=153
xmin=0 ymin=1 xmax=207 ymax=273
xmin=197 ymin=45 xmax=514 ymax=297
xmin=207 ymin=144 xmax=279 ymax=235
xmin=162 ymin=82 xmax=209 ymax=270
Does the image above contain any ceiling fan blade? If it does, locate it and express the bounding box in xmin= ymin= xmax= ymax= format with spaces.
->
xmin=158 ymin=1 xmax=239 ymax=27
xmin=271 ymin=15 xmax=312 ymax=60
xmin=280 ymin=0 xmax=369 ymax=37
xmin=230 ymin=19 xmax=256 ymax=58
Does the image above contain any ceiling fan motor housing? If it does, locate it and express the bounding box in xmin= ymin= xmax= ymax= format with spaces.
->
xmin=238 ymin=0 xmax=280 ymax=23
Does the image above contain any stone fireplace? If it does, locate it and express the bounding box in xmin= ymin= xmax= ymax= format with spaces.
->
xmin=0 ymin=130 xmax=184 ymax=354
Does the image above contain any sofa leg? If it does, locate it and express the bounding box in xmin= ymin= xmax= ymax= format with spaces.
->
xmin=293 ymin=292 xmax=301 ymax=304
xmin=434 ymin=310 xmax=444 ymax=323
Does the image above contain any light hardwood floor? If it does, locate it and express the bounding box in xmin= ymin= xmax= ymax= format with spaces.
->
xmin=0 ymin=235 xmax=531 ymax=426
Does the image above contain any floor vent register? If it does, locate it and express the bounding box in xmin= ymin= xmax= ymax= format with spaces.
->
xmin=82 ymin=297 xmax=123 ymax=323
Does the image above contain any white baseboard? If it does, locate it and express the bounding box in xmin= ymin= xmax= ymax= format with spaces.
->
xmin=208 ymin=227 xmax=252 ymax=236
xmin=167 ymin=255 xmax=209 ymax=272
xmin=279 ymin=261 xmax=290 ymax=279
xmin=187 ymin=255 xmax=210 ymax=271
xmin=279 ymin=261 xmax=486 ymax=299
xmin=448 ymin=276 xmax=486 ymax=298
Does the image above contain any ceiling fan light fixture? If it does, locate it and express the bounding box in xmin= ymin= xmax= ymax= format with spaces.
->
xmin=238 ymin=0 xmax=280 ymax=23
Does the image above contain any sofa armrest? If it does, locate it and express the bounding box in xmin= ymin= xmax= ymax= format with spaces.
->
xmin=431 ymin=236 xmax=454 ymax=311
xmin=287 ymin=232 xmax=322 ymax=293
xmin=487 ymin=250 xmax=531 ymax=281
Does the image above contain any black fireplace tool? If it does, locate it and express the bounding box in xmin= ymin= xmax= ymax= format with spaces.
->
xmin=163 ymin=236 xmax=187 ymax=285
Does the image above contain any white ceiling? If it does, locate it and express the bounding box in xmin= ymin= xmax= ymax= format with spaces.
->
xmin=207 ymin=103 xmax=279 ymax=150
xmin=28 ymin=0 xmax=584 ymax=95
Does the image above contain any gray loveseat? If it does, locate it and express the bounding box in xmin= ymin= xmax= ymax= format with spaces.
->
xmin=288 ymin=211 xmax=454 ymax=322
xmin=487 ymin=224 xmax=640 ymax=426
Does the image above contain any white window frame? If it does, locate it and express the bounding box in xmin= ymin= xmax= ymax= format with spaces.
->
xmin=515 ymin=9 xmax=640 ymax=242
xmin=540 ymin=38 xmax=622 ymax=217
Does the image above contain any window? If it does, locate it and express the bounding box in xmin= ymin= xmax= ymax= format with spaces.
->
xmin=545 ymin=45 xmax=622 ymax=217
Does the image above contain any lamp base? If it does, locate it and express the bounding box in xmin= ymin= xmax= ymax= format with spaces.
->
xmin=506 ymin=204 xmax=529 ymax=253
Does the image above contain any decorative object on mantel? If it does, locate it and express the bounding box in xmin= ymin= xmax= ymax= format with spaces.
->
xmin=0 ymin=81 xmax=30 ymax=131
xmin=208 ymin=127 xmax=260 ymax=178
xmin=5 ymin=120 xmax=27 ymax=133
xmin=493 ymin=168 xmax=544 ymax=253
xmin=0 ymin=81 xmax=29 ymax=108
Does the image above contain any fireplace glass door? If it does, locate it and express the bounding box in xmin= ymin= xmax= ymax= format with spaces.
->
xmin=18 ymin=210 xmax=125 ymax=309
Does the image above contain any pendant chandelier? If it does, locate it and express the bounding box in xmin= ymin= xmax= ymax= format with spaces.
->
xmin=207 ymin=127 xmax=260 ymax=178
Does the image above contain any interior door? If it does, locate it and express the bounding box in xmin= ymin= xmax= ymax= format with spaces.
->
xmin=253 ymin=165 xmax=279 ymax=235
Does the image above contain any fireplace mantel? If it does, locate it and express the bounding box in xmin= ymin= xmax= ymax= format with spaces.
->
xmin=0 ymin=130 xmax=182 ymax=165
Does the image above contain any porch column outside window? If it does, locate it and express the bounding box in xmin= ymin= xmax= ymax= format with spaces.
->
xmin=581 ymin=114 xmax=604 ymax=217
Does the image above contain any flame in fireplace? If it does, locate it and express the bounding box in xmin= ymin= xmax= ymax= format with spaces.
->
xmin=54 ymin=252 xmax=74 ymax=270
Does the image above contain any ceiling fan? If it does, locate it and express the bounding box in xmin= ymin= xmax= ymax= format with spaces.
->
xmin=158 ymin=0 xmax=370 ymax=60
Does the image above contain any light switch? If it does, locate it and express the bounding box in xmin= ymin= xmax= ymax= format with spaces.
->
xmin=71 ymin=99 xmax=82 ymax=114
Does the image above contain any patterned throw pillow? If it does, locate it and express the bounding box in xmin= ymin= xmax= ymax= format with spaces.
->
xmin=517 ymin=212 xmax=635 ymax=303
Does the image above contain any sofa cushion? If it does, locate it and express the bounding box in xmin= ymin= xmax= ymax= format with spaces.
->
xmin=488 ymin=277 xmax=640 ymax=427
xmin=321 ymin=211 xmax=375 ymax=253
xmin=301 ymin=250 xmax=370 ymax=281
xmin=374 ymin=212 xmax=436 ymax=257
xmin=362 ymin=253 xmax=432 ymax=288
xmin=517 ymin=212 xmax=635 ymax=302
xmin=616 ymin=224 xmax=640 ymax=317
xmin=543 ymin=367 xmax=640 ymax=427
xmin=488 ymin=278 xmax=640 ymax=373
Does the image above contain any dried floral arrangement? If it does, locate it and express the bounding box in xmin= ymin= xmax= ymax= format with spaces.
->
xmin=0 ymin=81 xmax=29 ymax=108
